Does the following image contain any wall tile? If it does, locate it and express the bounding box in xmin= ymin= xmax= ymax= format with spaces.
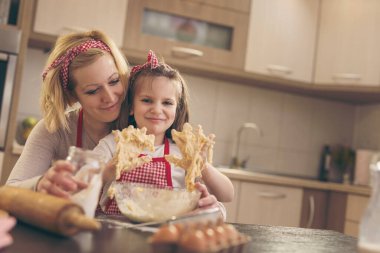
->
xmin=310 ymin=99 xmax=355 ymax=150
xmin=18 ymin=48 xmax=46 ymax=120
xmin=353 ymin=104 xmax=380 ymax=150
xmin=247 ymin=87 xmax=283 ymax=148
xmin=185 ymin=74 xmax=218 ymax=135
xmin=277 ymin=149 xmax=319 ymax=179
xmin=213 ymin=82 xmax=252 ymax=142
xmin=278 ymin=93 xmax=312 ymax=150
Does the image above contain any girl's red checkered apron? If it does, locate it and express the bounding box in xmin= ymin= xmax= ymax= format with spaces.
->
xmin=103 ymin=138 xmax=173 ymax=215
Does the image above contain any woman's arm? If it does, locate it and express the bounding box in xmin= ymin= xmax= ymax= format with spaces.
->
xmin=201 ymin=163 xmax=234 ymax=202
xmin=6 ymin=120 xmax=59 ymax=190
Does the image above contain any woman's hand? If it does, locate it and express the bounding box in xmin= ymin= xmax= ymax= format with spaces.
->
xmin=36 ymin=160 xmax=87 ymax=198
xmin=0 ymin=216 xmax=16 ymax=249
xmin=102 ymin=159 xmax=117 ymax=184
xmin=195 ymin=182 xmax=218 ymax=210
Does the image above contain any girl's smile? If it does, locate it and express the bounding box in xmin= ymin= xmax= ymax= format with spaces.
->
xmin=131 ymin=76 xmax=179 ymax=145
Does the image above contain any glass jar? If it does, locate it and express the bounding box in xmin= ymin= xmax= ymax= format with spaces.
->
xmin=66 ymin=146 xmax=105 ymax=218
xmin=358 ymin=152 xmax=380 ymax=253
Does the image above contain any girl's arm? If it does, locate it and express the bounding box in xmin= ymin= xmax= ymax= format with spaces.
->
xmin=201 ymin=163 xmax=234 ymax=202
xmin=195 ymin=182 xmax=227 ymax=221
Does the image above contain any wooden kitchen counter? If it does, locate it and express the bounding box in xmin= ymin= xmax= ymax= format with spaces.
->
xmin=3 ymin=219 xmax=358 ymax=253
xmin=219 ymin=168 xmax=371 ymax=196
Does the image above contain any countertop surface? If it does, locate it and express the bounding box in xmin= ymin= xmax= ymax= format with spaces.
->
xmin=2 ymin=219 xmax=358 ymax=253
xmin=219 ymin=168 xmax=371 ymax=196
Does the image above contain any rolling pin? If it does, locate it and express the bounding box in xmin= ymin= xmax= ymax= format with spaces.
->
xmin=0 ymin=186 xmax=101 ymax=236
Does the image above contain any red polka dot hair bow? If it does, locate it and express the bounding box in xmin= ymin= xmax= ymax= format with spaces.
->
xmin=130 ymin=50 xmax=159 ymax=77
xmin=42 ymin=39 xmax=111 ymax=90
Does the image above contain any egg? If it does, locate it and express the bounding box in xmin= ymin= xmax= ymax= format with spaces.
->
xmin=149 ymin=224 xmax=180 ymax=243
xmin=179 ymin=229 xmax=208 ymax=252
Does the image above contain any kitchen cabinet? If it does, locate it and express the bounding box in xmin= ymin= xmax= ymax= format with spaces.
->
xmin=237 ymin=181 xmax=303 ymax=227
xmin=300 ymin=189 xmax=328 ymax=229
xmin=344 ymin=193 xmax=369 ymax=237
xmin=31 ymin=0 xmax=127 ymax=47
xmin=123 ymin=0 xmax=249 ymax=70
xmin=245 ymin=0 xmax=320 ymax=83
xmin=314 ymin=0 xmax=380 ymax=86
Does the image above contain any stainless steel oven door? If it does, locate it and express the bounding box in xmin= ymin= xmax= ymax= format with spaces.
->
xmin=0 ymin=27 xmax=21 ymax=149
xmin=0 ymin=52 xmax=16 ymax=148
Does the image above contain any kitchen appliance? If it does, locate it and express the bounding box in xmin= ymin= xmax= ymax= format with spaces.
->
xmin=0 ymin=26 xmax=21 ymax=150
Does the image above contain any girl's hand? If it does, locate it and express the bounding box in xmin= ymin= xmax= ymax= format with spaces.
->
xmin=36 ymin=160 xmax=87 ymax=198
xmin=195 ymin=182 xmax=218 ymax=210
xmin=0 ymin=216 xmax=16 ymax=249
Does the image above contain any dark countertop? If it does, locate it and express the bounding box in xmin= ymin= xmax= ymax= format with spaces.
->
xmin=1 ymin=219 xmax=358 ymax=253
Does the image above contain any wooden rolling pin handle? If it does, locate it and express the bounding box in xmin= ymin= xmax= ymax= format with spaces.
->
xmin=63 ymin=211 xmax=101 ymax=232
xmin=0 ymin=186 xmax=100 ymax=236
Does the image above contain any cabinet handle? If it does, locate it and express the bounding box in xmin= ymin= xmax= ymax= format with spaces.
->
xmin=257 ymin=192 xmax=286 ymax=199
xmin=266 ymin=64 xmax=292 ymax=76
xmin=332 ymin=73 xmax=361 ymax=82
xmin=171 ymin=47 xmax=204 ymax=58
xmin=306 ymin=195 xmax=315 ymax=228
xmin=0 ymin=52 xmax=8 ymax=61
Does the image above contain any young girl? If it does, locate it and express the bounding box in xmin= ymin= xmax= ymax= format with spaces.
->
xmin=94 ymin=50 xmax=234 ymax=216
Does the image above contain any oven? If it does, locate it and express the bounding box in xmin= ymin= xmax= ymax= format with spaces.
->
xmin=0 ymin=26 xmax=21 ymax=150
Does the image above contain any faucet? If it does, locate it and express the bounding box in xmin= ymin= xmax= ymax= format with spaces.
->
xmin=230 ymin=122 xmax=262 ymax=169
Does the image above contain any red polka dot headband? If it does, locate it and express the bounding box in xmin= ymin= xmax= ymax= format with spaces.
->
xmin=42 ymin=39 xmax=111 ymax=89
xmin=130 ymin=50 xmax=159 ymax=77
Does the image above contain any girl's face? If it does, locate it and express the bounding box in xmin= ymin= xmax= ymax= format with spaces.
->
xmin=72 ymin=53 xmax=124 ymax=125
xmin=131 ymin=76 xmax=179 ymax=145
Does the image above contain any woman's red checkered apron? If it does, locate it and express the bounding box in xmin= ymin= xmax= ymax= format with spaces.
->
xmin=103 ymin=138 xmax=173 ymax=215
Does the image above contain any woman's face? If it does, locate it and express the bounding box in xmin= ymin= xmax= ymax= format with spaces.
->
xmin=72 ymin=53 xmax=124 ymax=125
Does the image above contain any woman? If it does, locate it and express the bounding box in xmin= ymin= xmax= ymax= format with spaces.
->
xmin=6 ymin=30 xmax=129 ymax=198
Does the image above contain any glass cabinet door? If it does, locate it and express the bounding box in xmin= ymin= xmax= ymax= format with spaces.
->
xmin=123 ymin=0 xmax=249 ymax=70
xmin=142 ymin=9 xmax=232 ymax=51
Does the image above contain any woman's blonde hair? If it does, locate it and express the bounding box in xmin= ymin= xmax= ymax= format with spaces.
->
xmin=40 ymin=30 xmax=129 ymax=132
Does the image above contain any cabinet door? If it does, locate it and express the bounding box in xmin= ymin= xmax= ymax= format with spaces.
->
xmin=315 ymin=0 xmax=380 ymax=86
xmin=245 ymin=0 xmax=320 ymax=82
xmin=237 ymin=182 xmax=303 ymax=227
xmin=300 ymin=189 xmax=328 ymax=229
xmin=32 ymin=0 xmax=127 ymax=47
xmin=223 ymin=179 xmax=240 ymax=223
xmin=123 ymin=0 xmax=249 ymax=70
xmin=344 ymin=194 xmax=369 ymax=237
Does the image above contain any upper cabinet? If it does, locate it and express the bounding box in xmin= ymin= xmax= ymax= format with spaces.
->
xmin=25 ymin=0 xmax=380 ymax=103
xmin=123 ymin=0 xmax=249 ymax=70
xmin=245 ymin=0 xmax=320 ymax=83
xmin=32 ymin=0 xmax=128 ymax=47
xmin=314 ymin=0 xmax=380 ymax=86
